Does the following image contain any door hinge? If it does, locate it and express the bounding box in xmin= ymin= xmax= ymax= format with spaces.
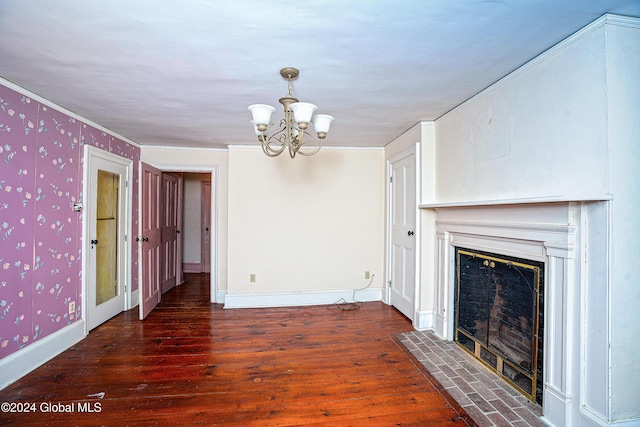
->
xmin=389 ymin=176 xmax=393 ymax=183
xmin=388 ymin=280 xmax=392 ymax=288
xmin=126 ymin=180 xmax=128 ymax=188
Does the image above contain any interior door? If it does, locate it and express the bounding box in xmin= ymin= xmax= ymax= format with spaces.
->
xmin=161 ymin=173 xmax=180 ymax=294
xmin=389 ymin=151 xmax=417 ymax=320
xmin=86 ymin=150 xmax=129 ymax=331
xmin=201 ymin=181 xmax=211 ymax=273
xmin=176 ymin=174 xmax=184 ymax=285
xmin=140 ymin=162 xmax=162 ymax=320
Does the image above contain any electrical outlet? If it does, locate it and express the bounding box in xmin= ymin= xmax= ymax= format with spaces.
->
xmin=250 ymin=274 xmax=256 ymax=283
xmin=364 ymin=271 xmax=371 ymax=280
xmin=69 ymin=301 xmax=75 ymax=315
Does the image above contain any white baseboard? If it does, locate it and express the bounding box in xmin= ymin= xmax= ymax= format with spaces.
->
xmin=414 ymin=309 xmax=434 ymax=331
xmin=609 ymin=417 xmax=640 ymax=427
xmin=0 ymin=320 xmax=86 ymax=390
xmin=542 ymin=386 xmax=570 ymax=427
xmin=223 ymin=288 xmax=383 ymax=309
xmin=214 ymin=289 xmax=227 ymax=304
xmin=573 ymin=406 xmax=640 ymax=427
xmin=130 ymin=289 xmax=139 ymax=308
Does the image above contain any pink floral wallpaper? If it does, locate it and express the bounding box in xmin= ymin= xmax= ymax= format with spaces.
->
xmin=0 ymin=82 xmax=140 ymax=360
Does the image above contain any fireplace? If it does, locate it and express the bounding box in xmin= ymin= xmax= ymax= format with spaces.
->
xmin=454 ymin=247 xmax=544 ymax=404
xmin=424 ymin=200 xmax=611 ymax=427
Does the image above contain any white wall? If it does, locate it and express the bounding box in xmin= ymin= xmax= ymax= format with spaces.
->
xmin=227 ymin=147 xmax=385 ymax=302
xmin=140 ymin=146 xmax=229 ymax=292
xmin=436 ymin=21 xmax=610 ymax=203
xmin=605 ymin=19 xmax=640 ymax=421
xmin=431 ymin=15 xmax=640 ymax=424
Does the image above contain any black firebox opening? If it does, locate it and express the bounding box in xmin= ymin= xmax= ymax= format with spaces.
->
xmin=454 ymin=247 xmax=544 ymax=405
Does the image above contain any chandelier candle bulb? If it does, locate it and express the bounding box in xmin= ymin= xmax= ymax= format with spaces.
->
xmin=312 ymin=114 xmax=334 ymax=138
xmin=290 ymin=102 xmax=317 ymax=128
xmin=247 ymin=104 xmax=276 ymax=128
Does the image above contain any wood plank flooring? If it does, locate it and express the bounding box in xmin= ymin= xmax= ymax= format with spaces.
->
xmin=0 ymin=274 xmax=474 ymax=426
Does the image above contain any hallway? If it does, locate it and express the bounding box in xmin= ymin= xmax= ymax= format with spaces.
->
xmin=0 ymin=274 xmax=473 ymax=426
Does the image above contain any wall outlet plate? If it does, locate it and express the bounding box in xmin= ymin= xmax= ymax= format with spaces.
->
xmin=69 ymin=301 xmax=76 ymax=315
xmin=365 ymin=271 xmax=371 ymax=280
xmin=250 ymin=274 xmax=256 ymax=283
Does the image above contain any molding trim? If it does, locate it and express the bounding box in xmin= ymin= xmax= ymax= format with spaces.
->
xmin=215 ymin=289 xmax=227 ymax=304
xmin=609 ymin=418 xmax=640 ymax=427
xmin=0 ymin=321 xmax=86 ymax=390
xmin=142 ymin=145 xmax=228 ymax=152
xmin=603 ymin=13 xmax=640 ymax=29
xmin=436 ymin=218 xmax=575 ymax=237
xmin=182 ymin=263 xmax=202 ymax=273
xmin=223 ymin=288 xmax=383 ymax=309
xmin=578 ymin=404 xmax=640 ymax=427
xmin=227 ymin=145 xmax=384 ymax=151
xmin=413 ymin=309 xmax=434 ymax=331
xmin=130 ymin=289 xmax=140 ymax=309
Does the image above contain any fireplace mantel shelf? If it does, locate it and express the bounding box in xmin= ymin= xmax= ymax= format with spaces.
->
xmin=419 ymin=194 xmax=613 ymax=209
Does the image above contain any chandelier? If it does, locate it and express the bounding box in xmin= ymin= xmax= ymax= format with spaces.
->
xmin=248 ymin=67 xmax=334 ymax=158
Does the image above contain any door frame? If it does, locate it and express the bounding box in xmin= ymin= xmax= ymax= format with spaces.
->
xmin=140 ymin=163 xmax=218 ymax=303
xmin=82 ymin=145 xmax=133 ymax=333
xmin=385 ymin=144 xmax=421 ymax=322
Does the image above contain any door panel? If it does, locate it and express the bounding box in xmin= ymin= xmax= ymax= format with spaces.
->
xmin=389 ymin=152 xmax=416 ymax=320
xmin=201 ymin=181 xmax=211 ymax=274
xmin=176 ymin=174 xmax=183 ymax=285
xmin=140 ymin=162 xmax=162 ymax=320
xmin=161 ymin=173 xmax=179 ymax=293
xmin=96 ymin=170 xmax=119 ymax=305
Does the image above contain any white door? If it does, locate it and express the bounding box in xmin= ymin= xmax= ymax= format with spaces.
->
xmin=388 ymin=150 xmax=417 ymax=320
xmin=85 ymin=147 xmax=131 ymax=331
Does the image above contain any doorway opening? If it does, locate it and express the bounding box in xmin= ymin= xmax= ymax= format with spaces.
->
xmin=181 ymin=173 xmax=211 ymax=275
xmin=139 ymin=167 xmax=216 ymax=319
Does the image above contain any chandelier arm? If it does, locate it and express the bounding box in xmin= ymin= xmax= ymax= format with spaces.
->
xmin=259 ymin=133 xmax=287 ymax=157
xmin=262 ymin=145 xmax=283 ymax=157
xmin=296 ymin=134 xmax=323 ymax=156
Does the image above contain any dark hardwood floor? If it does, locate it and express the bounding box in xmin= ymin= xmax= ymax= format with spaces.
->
xmin=0 ymin=274 xmax=474 ymax=426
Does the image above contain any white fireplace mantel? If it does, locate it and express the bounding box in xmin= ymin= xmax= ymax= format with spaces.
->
xmin=422 ymin=199 xmax=611 ymax=427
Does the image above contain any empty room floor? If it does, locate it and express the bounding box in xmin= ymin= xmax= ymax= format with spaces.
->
xmin=0 ymin=274 xmax=473 ymax=426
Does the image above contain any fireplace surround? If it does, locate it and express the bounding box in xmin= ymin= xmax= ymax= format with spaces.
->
xmin=424 ymin=198 xmax=610 ymax=427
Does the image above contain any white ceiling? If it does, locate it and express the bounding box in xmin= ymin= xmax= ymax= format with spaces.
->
xmin=1 ymin=1 xmax=639 ymax=149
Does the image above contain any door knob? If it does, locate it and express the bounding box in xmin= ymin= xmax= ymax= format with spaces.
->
xmin=408 ymin=231 xmax=414 ymax=236
xmin=91 ymin=239 xmax=99 ymax=245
